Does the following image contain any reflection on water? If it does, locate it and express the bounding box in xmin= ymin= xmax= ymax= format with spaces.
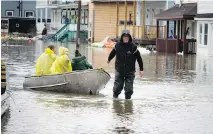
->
xmin=1 ymin=110 xmax=11 ymax=132
xmin=1 ymin=41 xmax=213 ymax=134
xmin=112 ymin=100 xmax=133 ymax=116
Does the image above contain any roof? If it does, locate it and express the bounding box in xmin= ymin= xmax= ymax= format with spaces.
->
xmin=155 ymin=3 xmax=197 ymax=20
xmin=195 ymin=13 xmax=213 ymax=18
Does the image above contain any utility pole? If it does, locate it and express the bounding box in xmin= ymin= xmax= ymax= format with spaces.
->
xmin=124 ymin=0 xmax=127 ymax=29
xmin=20 ymin=0 xmax=23 ymax=17
xmin=76 ymin=0 xmax=81 ymax=49
xmin=142 ymin=0 xmax=145 ymax=38
xmin=18 ymin=1 xmax=20 ymax=17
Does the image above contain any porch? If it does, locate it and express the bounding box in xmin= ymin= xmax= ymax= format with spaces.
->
xmin=36 ymin=2 xmax=88 ymax=34
xmin=118 ymin=25 xmax=166 ymax=40
xmin=155 ymin=3 xmax=197 ymax=54
xmin=90 ymin=1 xmax=167 ymax=42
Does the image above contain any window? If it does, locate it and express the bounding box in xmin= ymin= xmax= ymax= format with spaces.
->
xmin=81 ymin=9 xmax=84 ymax=24
xmin=85 ymin=9 xmax=88 ymax=25
xmin=198 ymin=23 xmax=209 ymax=46
xmin=204 ymin=24 xmax=208 ymax=45
xmin=151 ymin=9 xmax=155 ymax=25
xmin=25 ymin=11 xmax=34 ymax=17
xmin=6 ymin=11 xmax=14 ymax=17
xmin=146 ymin=8 xmax=149 ymax=19
xmin=70 ymin=8 xmax=76 ymax=24
xmin=199 ymin=24 xmax=202 ymax=44
xmin=1 ymin=20 xmax=8 ymax=29
xmin=47 ymin=19 xmax=51 ymax=23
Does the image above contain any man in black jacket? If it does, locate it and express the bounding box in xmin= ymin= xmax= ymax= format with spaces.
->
xmin=107 ymin=30 xmax=144 ymax=99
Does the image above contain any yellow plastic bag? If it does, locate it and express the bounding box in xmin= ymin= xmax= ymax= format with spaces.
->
xmin=35 ymin=48 xmax=56 ymax=76
xmin=50 ymin=47 xmax=72 ymax=74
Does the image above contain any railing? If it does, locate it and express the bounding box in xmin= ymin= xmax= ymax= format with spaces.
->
xmin=118 ymin=25 xmax=166 ymax=40
xmin=48 ymin=0 xmax=61 ymax=5
xmin=51 ymin=23 xmax=69 ymax=41
xmin=48 ymin=0 xmax=74 ymax=5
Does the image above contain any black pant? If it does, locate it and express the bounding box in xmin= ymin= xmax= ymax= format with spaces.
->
xmin=113 ymin=71 xmax=135 ymax=97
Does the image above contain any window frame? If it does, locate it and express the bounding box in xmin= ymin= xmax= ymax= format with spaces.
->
xmin=198 ymin=21 xmax=209 ymax=47
xmin=25 ymin=10 xmax=35 ymax=17
xmin=5 ymin=10 xmax=14 ymax=17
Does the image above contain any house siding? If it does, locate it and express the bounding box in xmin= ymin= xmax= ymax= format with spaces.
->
xmin=1 ymin=1 xmax=36 ymax=17
xmin=93 ymin=2 xmax=117 ymax=42
xmin=197 ymin=1 xmax=213 ymax=14
xmin=36 ymin=8 xmax=52 ymax=20
xmin=144 ymin=1 xmax=167 ymax=25
xmin=175 ymin=0 xmax=198 ymax=4
xmin=91 ymin=1 xmax=167 ymax=42
xmin=91 ymin=2 xmax=135 ymax=42
xmin=1 ymin=1 xmax=20 ymax=17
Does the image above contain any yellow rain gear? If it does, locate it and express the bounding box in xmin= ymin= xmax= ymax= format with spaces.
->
xmin=35 ymin=48 xmax=56 ymax=76
xmin=50 ymin=47 xmax=72 ymax=74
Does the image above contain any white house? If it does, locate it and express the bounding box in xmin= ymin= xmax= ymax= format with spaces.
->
xmin=194 ymin=1 xmax=213 ymax=56
xmin=36 ymin=0 xmax=89 ymax=34
xmin=136 ymin=1 xmax=171 ymax=26
xmin=36 ymin=0 xmax=52 ymax=34
xmin=174 ymin=0 xmax=213 ymax=56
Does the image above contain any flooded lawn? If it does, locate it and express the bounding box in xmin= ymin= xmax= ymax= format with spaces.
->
xmin=1 ymin=41 xmax=213 ymax=134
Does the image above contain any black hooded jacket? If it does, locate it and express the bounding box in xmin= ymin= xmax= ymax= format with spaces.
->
xmin=108 ymin=32 xmax=143 ymax=75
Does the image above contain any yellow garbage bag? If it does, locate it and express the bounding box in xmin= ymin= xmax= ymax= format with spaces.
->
xmin=50 ymin=47 xmax=72 ymax=74
xmin=35 ymin=48 xmax=56 ymax=76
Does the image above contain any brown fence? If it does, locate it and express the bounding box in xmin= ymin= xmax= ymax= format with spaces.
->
xmin=156 ymin=38 xmax=166 ymax=52
xmin=156 ymin=38 xmax=179 ymax=53
xmin=167 ymin=39 xmax=178 ymax=53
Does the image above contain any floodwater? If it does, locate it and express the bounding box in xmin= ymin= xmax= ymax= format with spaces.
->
xmin=1 ymin=40 xmax=213 ymax=134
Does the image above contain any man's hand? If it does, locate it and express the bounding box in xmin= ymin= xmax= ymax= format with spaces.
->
xmin=139 ymin=71 xmax=144 ymax=77
xmin=107 ymin=61 xmax=110 ymax=64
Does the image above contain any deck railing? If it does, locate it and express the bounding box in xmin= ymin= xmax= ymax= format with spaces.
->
xmin=118 ymin=25 xmax=166 ymax=40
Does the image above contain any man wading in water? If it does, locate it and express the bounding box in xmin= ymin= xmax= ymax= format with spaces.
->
xmin=107 ymin=30 xmax=144 ymax=99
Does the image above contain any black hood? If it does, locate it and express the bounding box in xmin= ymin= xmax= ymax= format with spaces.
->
xmin=75 ymin=50 xmax=82 ymax=57
xmin=120 ymin=30 xmax=132 ymax=43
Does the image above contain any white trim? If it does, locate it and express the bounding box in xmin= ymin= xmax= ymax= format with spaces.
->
xmin=36 ymin=6 xmax=57 ymax=8
xmin=6 ymin=11 xmax=13 ymax=17
xmin=209 ymin=23 xmax=213 ymax=56
xmin=25 ymin=11 xmax=35 ymax=17
xmin=195 ymin=18 xmax=213 ymax=21
xmin=36 ymin=4 xmax=88 ymax=9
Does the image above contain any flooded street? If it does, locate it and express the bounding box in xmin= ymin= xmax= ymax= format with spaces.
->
xmin=1 ymin=41 xmax=213 ymax=134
